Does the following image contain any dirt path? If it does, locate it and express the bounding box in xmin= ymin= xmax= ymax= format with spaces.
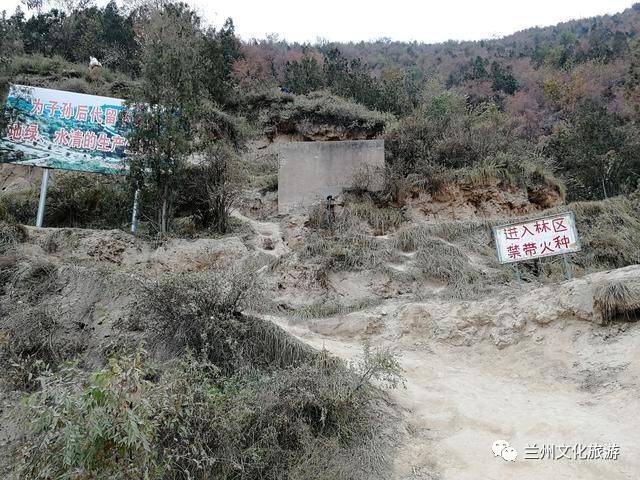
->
xmin=267 ymin=275 xmax=640 ymax=480
xmin=231 ymin=210 xmax=288 ymax=257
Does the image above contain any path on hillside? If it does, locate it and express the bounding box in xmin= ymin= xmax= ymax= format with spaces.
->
xmin=265 ymin=269 xmax=640 ymax=480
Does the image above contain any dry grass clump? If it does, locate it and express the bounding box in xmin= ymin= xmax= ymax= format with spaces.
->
xmin=290 ymin=299 xmax=379 ymax=321
xmin=302 ymin=194 xmax=404 ymax=274
xmin=593 ymin=280 xmax=640 ymax=324
xmin=568 ymin=196 xmax=640 ymax=270
xmin=306 ymin=193 xmax=403 ymax=235
xmin=0 ymin=222 xmax=25 ymax=289
xmin=343 ymin=197 xmax=404 ymax=234
xmin=453 ymin=153 xmax=564 ymax=197
xmin=0 ymin=222 xmax=21 ymax=254
xmin=263 ymin=90 xmax=392 ymax=140
xmin=303 ymin=233 xmax=391 ymax=272
xmin=392 ymin=221 xmax=511 ymax=297
xmin=393 ymin=219 xmax=495 ymax=257
xmin=414 ymin=237 xmax=481 ymax=285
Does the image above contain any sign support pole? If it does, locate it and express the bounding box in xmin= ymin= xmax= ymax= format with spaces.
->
xmin=35 ymin=168 xmax=50 ymax=227
xmin=563 ymin=254 xmax=572 ymax=281
xmin=130 ymin=188 xmax=140 ymax=234
xmin=513 ymin=263 xmax=522 ymax=285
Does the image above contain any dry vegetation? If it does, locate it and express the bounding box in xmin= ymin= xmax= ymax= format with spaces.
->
xmin=594 ymin=279 xmax=640 ymax=324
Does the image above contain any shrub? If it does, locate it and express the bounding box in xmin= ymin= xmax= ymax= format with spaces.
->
xmin=0 ymin=308 xmax=62 ymax=389
xmin=174 ymin=143 xmax=247 ymax=234
xmin=10 ymin=55 xmax=82 ymax=77
xmin=260 ymin=90 xmax=391 ymax=140
xmin=18 ymin=349 xmax=161 ymax=479
xmin=17 ymin=342 xmax=402 ymax=479
xmin=302 ymin=232 xmax=391 ymax=273
xmin=415 ymin=237 xmax=480 ymax=285
xmin=138 ymin=262 xmax=316 ymax=372
xmin=52 ymin=77 xmax=91 ymax=94
xmin=0 ymin=174 xmax=133 ymax=229
xmin=0 ymin=190 xmax=38 ymax=224
xmin=156 ymin=344 xmax=402 ymax=480
xmin=0 ymin=221 xmax=22 ymax=254
xmin=550 ymin=196 xmax=640 ymax=270
xmin=44 ymin=174 xmax=133 ymax=229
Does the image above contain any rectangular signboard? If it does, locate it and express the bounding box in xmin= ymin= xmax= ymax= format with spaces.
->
xmin=492 ymin=212 xmax=581 ymax=264
xmin=0 ymin=84 xmax=129 ymax=174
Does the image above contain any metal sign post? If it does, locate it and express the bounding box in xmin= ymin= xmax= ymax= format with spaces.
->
xmin=130 ymin=188 xmax=140 ymax=234
xmin=35 ymin=168 xmax=50 ymax=227
xmin=563 ymin=254 xmax=573 ymax=280
xmin=513 ymin=263 xmax=522 ymax=285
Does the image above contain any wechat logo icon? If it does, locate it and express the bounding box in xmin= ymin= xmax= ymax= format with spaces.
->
xmin=492 ymin=439 xmax=517 ymax=462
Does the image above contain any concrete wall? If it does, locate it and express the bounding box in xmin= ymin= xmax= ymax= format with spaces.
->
xmin=278 ymin=139 xmax=384 ymax=214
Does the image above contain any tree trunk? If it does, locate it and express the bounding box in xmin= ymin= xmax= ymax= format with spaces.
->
xmin=161 ymin=183 xmax=168 ymax=237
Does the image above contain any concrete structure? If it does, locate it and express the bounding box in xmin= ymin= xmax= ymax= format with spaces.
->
xmin=278 ymin=139 xmax=384 ymax=214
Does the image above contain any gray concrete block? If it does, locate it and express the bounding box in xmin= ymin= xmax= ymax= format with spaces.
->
xmin=277 ymin=139 xmax=384 ymax=214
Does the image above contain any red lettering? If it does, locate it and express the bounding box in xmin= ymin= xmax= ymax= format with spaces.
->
xmin=552 ymin=218 xmax=568 ymax=232
xmin=553 ymin=235 xmax=570 ymax=250
xmin=523 ymin=242 xmax=537 ymax=256
xmin=75 ymin=105 xmax=88 ymax=121
xmin=539 ymin=241 xmax=555 ymax=254
xmin=61 ymin=102 xmax=74 ymax=120
xmin=534 ymin=220 xmax=551 ymax=234
xmin=22 ymin=124 xmax=39 ymax=142
xmin=53 ymin=128 xmax=70 ymax=146
xmin=46 ymin=100 xmax=61 ymax=117
xmin=110 ymin=135 xmax=127 ymax=151
xmin=504 ymin=227 xmax=519 ymax=240
xmin=83 ymin=131 xmax=97 ymax=150
xmin=90 ymin=106 xmax=103 ymax=124
xmin=7 ymin=123 xmax=22 ymax=141
xmin=507 ymin=244 xmax=521 ymax=259
xmin=104 ymin=108 xmax=118 ymax=127
xmin=30 ymin=99 xmax=44 ymax=116
xmin=69 ymin=129 xmax=84 ymax=149
xmin=96 ymin=133 xmax=111 ymax=152
xmin=521 ymin=225 xmax=535 ymax=238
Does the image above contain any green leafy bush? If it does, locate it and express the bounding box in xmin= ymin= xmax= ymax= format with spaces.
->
xmin=18 ymin=349 xmax=161 ymax=479
xmin=17 ymin=343 xmax=402 ymax=479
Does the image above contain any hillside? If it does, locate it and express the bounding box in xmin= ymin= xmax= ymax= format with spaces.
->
xmin=0 ymin=1 xmax=639 ymax=479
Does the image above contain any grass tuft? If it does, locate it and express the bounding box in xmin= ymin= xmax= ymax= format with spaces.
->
xmin=593 ymin=279 xmax=640 ymax=324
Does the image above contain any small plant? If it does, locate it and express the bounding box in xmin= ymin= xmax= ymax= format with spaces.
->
xmin=18 ymin=348 xmax=161 ymax=479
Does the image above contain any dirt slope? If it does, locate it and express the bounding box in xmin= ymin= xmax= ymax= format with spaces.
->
xmin=1 ymin=217 xmax=638 ymax=479
xmin=267 ymin=266 xmax=640 ymax=480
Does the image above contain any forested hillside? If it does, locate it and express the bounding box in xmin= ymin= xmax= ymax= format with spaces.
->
xmin=1 ymin=1 xmax=640 ymax=202
xmin=1 ymin=3 xmax=640 ymax=479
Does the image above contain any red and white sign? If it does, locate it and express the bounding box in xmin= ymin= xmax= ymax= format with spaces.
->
xmin=493 ymin=212 xmax=580 ymax=264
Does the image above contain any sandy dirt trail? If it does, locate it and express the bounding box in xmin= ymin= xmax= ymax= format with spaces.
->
xmin=268 ymin=294 xmax=640 ymax=480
